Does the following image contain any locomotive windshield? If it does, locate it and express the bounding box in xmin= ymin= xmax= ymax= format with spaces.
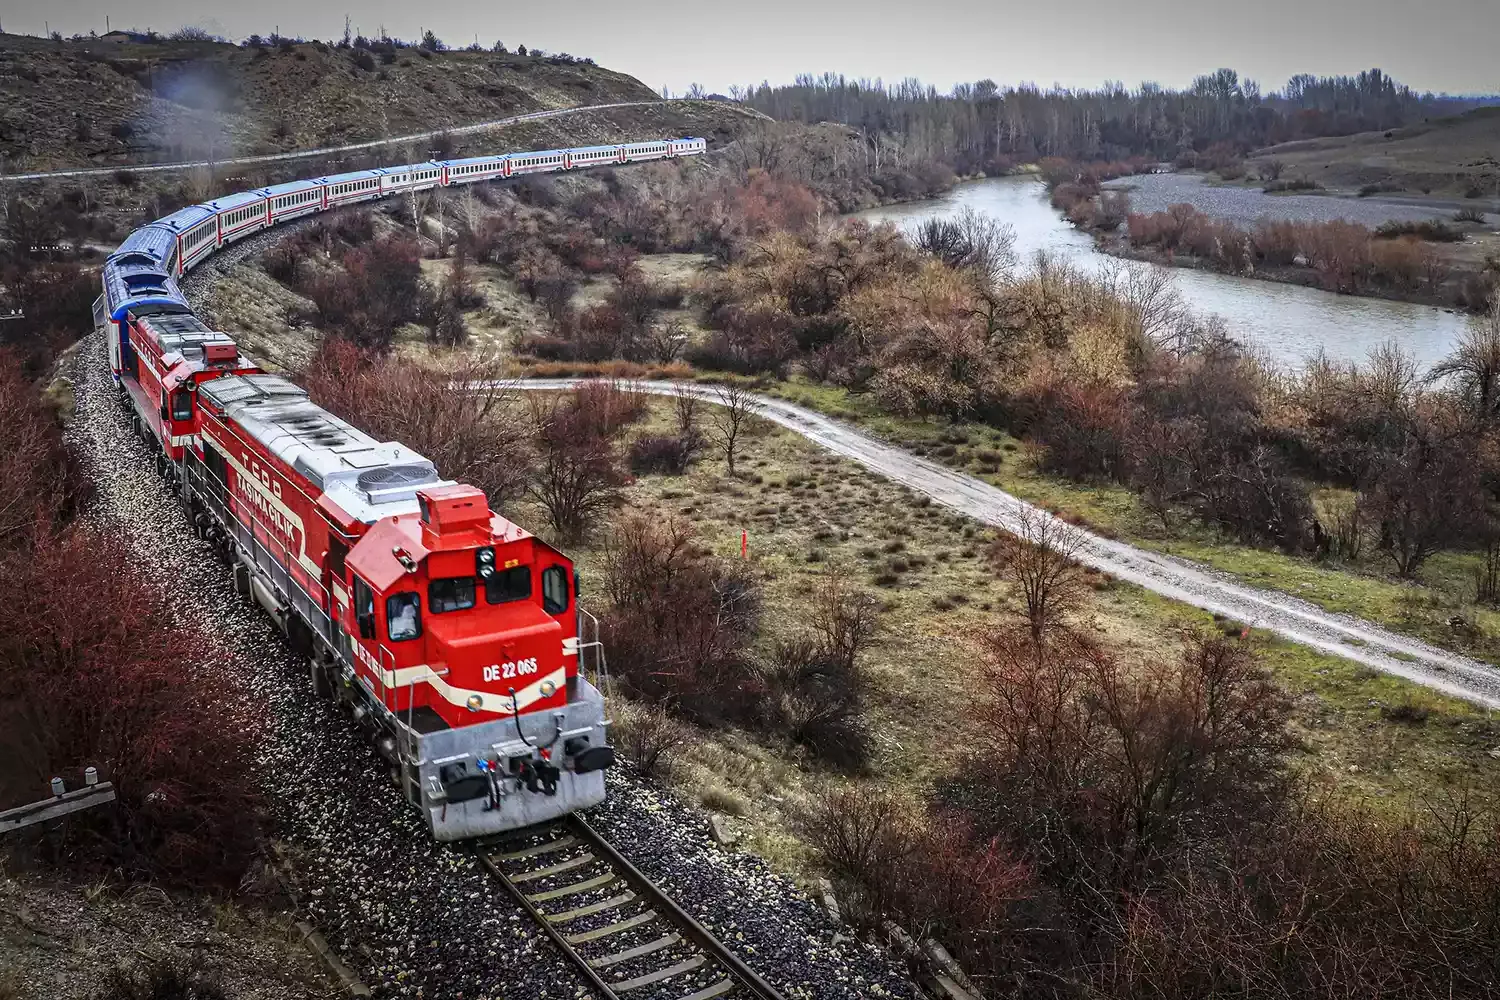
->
xmin=430 ymin=577 xmax=476 ymax=613
xmin=484 ymin=565 xmax=530 ymax=604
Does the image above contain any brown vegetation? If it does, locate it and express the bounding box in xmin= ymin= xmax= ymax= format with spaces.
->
xmin=0 ymin=358 xmax=261 ymax=889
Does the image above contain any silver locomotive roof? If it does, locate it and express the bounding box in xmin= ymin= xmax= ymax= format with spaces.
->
xmin=199 ymin=373 xmax=449 ymax=523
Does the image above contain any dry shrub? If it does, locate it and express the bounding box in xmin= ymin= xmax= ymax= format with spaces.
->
xmin=0 ymin=355 xmax=78 ymax=542
xmin=600 ymin=515 xmax=761 ymax=722
xmin=990 ymin=506 xmax=1088 ymax=639
xmin=801 ymin=786 xmax=1033 ymax=964
xmin=610 ymin=700 xmax=690 ymax=779
xmin=0 ymin=526 xmax=262 ymax=888
xmin=627 ymin=432 xmax=702 ymax=475
xmin=306 ymin=232 xmax=428 ymax=349
xmin=525 ymin=390 xmax=633 ymax=542
xmin=1027 ymin=379 xmax=1132 ymax=480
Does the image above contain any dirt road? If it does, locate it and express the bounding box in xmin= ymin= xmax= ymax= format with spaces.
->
xmin=516 ymin=378 xmax=1500 ymax=709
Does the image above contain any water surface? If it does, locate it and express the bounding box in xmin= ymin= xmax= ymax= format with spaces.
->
xmin=856 ymin=176 xmax=1472 ymax=370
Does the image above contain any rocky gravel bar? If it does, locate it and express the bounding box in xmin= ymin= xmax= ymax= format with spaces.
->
xmin=65 ymin=336 xmax=922 ymax=1000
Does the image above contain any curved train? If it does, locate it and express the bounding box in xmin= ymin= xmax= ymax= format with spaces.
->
xmin=93 ymin=136 xmax=708 ymax=839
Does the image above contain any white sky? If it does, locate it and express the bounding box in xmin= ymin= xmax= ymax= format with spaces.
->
xmin=9 ymin=0 xmax=1499 ymax=97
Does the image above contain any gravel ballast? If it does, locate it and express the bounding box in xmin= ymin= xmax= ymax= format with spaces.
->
xmin=65 ymin=335 xmax=923 ymax=1000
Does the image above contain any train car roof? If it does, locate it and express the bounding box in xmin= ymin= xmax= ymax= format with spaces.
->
xmin=439 ymin=155 xmax=507 ymax=167
xmin=153 ymin=204 xmax=218 ymax=232
xmin=102 ymin=262 xmax=189 ymax=321
xmin=136 ymin=313 xmax=243 ymax=366
xmin=383 ymin=162 xmax=441 ymax=174
xmin=109 ymin=225 xmax=178 ymax=267
xmin=199 ymin=373 xmax=449 ymax=523
xmin=569 ymin=144 xmax=624 ymax=154
xmin=204 ymin=191 xmax=265 ymax=212
xmin=508 ymin=148 xmax=567 ymax=159
xmin=316 ymin=169 xmax=385 ymax=186
xmin=259 ymin=179 xmax=323 ymax=197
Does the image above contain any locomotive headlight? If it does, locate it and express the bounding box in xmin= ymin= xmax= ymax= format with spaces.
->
xmin=477 ymin=548 xmax=495 ymax=564
xmin=466 ymin=694 xmax=484 ymax=712
xmin=479 ymin=564 xmax=495 ymax=580
xmin=539 ymin=681 xmax=557 ymax=698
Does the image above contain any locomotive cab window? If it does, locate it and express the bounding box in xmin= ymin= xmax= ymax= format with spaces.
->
xmin=170 ymin=389 xmax=192 ymax=421
xmin=542 ymin=566 xmax=569 ymax=615
xmin=354 ymin=576 xmax=376 ymax=640
xmin=430 ymin=577 xmax=476 ymax=613
xmin=387 ymin=592 xmax=422 ymax=642
xmin=484 ymin=565 xmax=531 ymax=604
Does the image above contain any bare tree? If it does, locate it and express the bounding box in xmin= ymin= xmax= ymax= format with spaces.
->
xmin=991 ymin=506 xmax=1088 ymax=640
xmin=1429 ymin=300 xmax=1500 ymax=424
xmin=1260 ymin=159 xmax=1285 ymax=182
xmin=524 ymin=394 xmax=628 ymax=541
xmin=708 ymin=384 xmax=754 ymax=475
xmin=673 ymin=387 xmax=700 ymax=435
xmin=812 ymin=573 xmax=884 ymax=672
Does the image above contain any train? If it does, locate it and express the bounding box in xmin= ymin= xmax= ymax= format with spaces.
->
xmin=93 ymin=136 xmax=708 ymax=840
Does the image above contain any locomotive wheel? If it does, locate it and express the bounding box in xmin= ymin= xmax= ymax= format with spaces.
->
xmin=310 ymin=658 xmax=333 ymax=700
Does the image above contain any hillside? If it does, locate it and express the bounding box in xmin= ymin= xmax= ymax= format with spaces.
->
xmin=0 ymin=31 xmax=665 ymax=171
xmin=1250 ymin=106 xmax=1500 ymax=200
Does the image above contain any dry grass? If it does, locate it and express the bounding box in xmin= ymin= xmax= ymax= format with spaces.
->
xmin=572 ymin=398 xmax=1500 ymax=878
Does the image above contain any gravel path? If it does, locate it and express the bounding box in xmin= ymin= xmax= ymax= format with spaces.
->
xmin=64 ymin=341 xmax=921 ymax=999
xmin=512 ymin=379 xmax=1500 ymax=710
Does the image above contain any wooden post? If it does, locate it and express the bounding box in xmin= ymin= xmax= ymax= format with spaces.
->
xmin=0 ymin=775 xmax=117 ymax=834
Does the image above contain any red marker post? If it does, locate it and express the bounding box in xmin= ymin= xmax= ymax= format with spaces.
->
xmin=742 ymin=530 xmax=748 ymax=560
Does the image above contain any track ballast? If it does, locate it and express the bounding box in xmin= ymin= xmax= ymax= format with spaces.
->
xmin=484 ymin=816 xmax=787 ymax=1000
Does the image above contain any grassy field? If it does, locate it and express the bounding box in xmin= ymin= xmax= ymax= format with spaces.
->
xmin=764 ymin=379 xmax=1500 ymax=666
xmin=559 ymin=397 xmax=1500 ymax=875
xmin=1249 ymin=106 xmax=1500 ymax=203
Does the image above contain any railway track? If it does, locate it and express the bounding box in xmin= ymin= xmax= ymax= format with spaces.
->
xmin=482 ymin=815 xmax=787 ymax=1000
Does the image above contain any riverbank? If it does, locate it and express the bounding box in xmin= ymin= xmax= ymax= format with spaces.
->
xmin=1092 ymin=228 xmax=1476 ymax=312
xmin=1086 ymin=170 xmax=1497 ymax=313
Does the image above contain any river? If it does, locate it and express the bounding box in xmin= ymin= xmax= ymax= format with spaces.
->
xmin=855 ymin=176 xmax=1473 ymax=371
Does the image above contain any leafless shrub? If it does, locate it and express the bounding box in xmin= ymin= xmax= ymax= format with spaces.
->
xmin=611 ymin=700 xmax=690 ymax=779
xmin=709 ymin=383 xmax=755 ymax=475
xmin=522 ymin=388 xmax=635 ymax=541
xmin=991 ymin=506 xmax=1087 ymax=640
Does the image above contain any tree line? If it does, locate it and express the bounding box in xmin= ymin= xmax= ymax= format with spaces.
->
xmin=738 ymin=68 xmax=1496 ymax=171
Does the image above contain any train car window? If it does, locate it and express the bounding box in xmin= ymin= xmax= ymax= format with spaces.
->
xmin=542 ymin=567 xmax=569 ymax=615
xmin=484 ymin=565 xmax=531 ymax=605
xmin=354 ymin=577 xmax=376 ymax=639
xmin=429 ymin=577 xmax=476 ymax=613
xmin=170 ymin=389 xmax=192 ymax=421
xmin=387 ymin=592 xmax=422 ymax=641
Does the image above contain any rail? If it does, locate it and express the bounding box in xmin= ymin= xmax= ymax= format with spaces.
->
xmin=482 ymin=815 xmax=787 ymax=1000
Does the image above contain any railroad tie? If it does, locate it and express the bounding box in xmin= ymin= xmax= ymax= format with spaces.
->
xmin=545 ymin=891 xmax=638 ymax=925
xmin=566 ymin=909 xmax=658 ymax=944
xmin=526 ymin=871 xmax=616 ymax=904
xmin=589 ymin=932 xmax=680 ymax=969
xmin=493 ymin=834 xmax=576 ymax=862
xmin=675 ymin=982 xmax=735 ymax=1000
xmin=508 ymin=852 xmax=596 ymax=883
xmin=611 ymin=955 xmax=706 ymax=991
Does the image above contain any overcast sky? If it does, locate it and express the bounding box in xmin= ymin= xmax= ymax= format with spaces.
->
xmin=11 ymin=0 xmax=1498 ymax=97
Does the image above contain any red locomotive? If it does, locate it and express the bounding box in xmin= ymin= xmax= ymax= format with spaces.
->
xmin=91 ymin=135 xmax=707 ymax=839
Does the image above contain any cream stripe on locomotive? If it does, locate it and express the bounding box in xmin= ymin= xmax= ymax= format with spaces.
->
xmin=376 ymin=664 xmax=567 ymax=716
